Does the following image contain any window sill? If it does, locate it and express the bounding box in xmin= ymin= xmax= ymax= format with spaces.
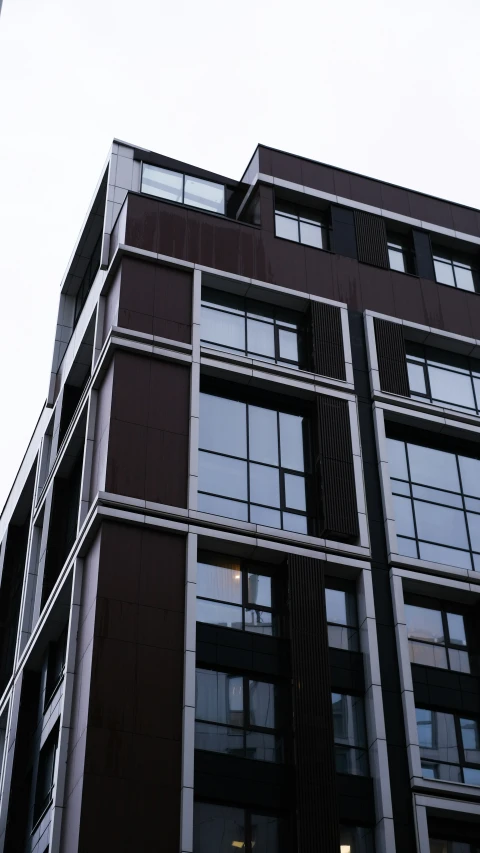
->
xmin=372 ymin=389 xmax=480 ymax=432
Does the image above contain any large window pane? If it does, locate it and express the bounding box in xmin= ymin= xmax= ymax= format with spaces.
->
xmin=434 ymin=259 xmax=455 ymax=287
xmin=326 ymin=588 xmax=348 ymax=625
xmin=393 ymin=495 xmax=415 ymax=537
xmin=459 ymin=456 xmax=480 ymax=498
xmin=201 ymin=306 xmax=245 ymax=351
xmin=198 ymin=493 xmax=248 ymax=522
xmin=249 ymin=463 xmax=280 ymax=508
xmin=249 ymin=681 xmax=275 ymax=728
xmin=248 ymin=406 xmax=279 ymax=466
xmin=405 ymin=604 xmax=444 ymax=644
xmin=199 ymin=452 xmax=248 ymax=501
xmin=194 ymin=803 xmax=245 ymax=853
xmin=197 ymin=561 xmax=242 ymax=603
xmin=197 ymin=599 xmax=243 ymax=630
xmin=279 ymin=413 xmax=305 ymax=471
xmin=284 ymin=473 xmax=306 ymax=511
xmin=454 ymin=265 xmax=475 ymax=292
xmin=299 ymin=220 xmax=323 ymax=248
xmin=278 ymin=328 xmax=299 ymax=363
xmin=417 ymin=709 xmax=459 ymax=762
xmin=412 ymin=484 xmax=463 ymax=509
xmin=184 ymin=176 xmax=225 ymax=214
xmin=447 ymin=612 xmax=467 ymax=646
xmin=247 ymin=319 xmax=275 ymax=358
xmin=332 ymin=693 xmax=366 ymax=748
xmin=409 ymin=641 xmax=448 ymax=668
xmin=250 ymin=505 xmax=281 ymax=528
xmin=196 ymin=669 xmax=244 ymax=725
xmin=419 ymin=541 xmax=472 ymax=570
xmin=428 ymin=366 xmax=475 ymax=409
xmin=275 ymin=213 xmax=299 ymax=241
xmin=414 ymin=501 xmax=469 ymax=549
xmin=388 ymin=245 xmax=406 ymax=272
xmin=245 ymin=609 xmax=274 ymax=635
xmin=408 ymin=361 xmax=427 ymax=394
xmin=387 ymin=438 xmax=409 ymax=480
xmin=282 ymin=512 xmax=308 ymax=533
xmin=195 ymin=721 xmax=244 ymax=755
xmin=247 ymin=573 xmax=272 ymax=608
xmin=200 ymin=394 xmax=247 ymax=458
xmin=407 ymin=444 xmax=460 ymax=492
xmin=141 ymin=164 xmax=183 ymax=202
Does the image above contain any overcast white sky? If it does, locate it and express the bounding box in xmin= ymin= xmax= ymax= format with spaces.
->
xmin=0 ymin=0 xmax=479 ymax=511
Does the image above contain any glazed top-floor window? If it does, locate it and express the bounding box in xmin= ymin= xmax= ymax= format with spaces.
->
xmin=196 ymin=554 xmax=278 ymax=636
xmin=405 ymin=598 xmax=470 ymax=674
xmin=201 ymin=288 xmax=304 ymax=368
xmin=406 ymin=342 xmax=480 ymax=415
xmin=274 ymin=200 xmax=330 ymax=250
xmin=141 ymin=163 xmax=225 ymax=214
xmin=387 ymin=231 xmax=416 ymax=275
xmin=388 ymin=436 xmax=480 ymax=571
xmin=433 ymin=246 xmax=480 ymax=293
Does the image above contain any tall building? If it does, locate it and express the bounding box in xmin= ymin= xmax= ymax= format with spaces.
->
xmin=1 ymin=141 xmax=480 ymax=853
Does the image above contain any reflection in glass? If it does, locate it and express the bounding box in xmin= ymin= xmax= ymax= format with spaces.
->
xmin=407 ymin=444 xmax=459 ymax=492
xmin=405 ymin=605 xmax=444 ymax=644
xmin=197 ymin=599 xmax=243 ymax=630
xmin=284 ymin=473 xmax=306 ymax=511
xmin=197 ymin=561 xmax=242 ymax=603
xmin=184 ymin=175 xmax=225 ymax=213
xmin=279 ymin=329 xmax=299 ymax=362
xmin=414 ymin=501 xmax=468 ymax=549
xmin=141 ymin=164 xmax=183 ymax=202
xmin=332 ymin=692 xmax=368 ymax=776
xmin=434 ymin=258 xmax=456 ymax=287
xmin=199 ymin=394 xmax=247 ymax=457
xmin=248 ymin=406 xmax=279 ymax=466
xmin=199 ymin=452 xmax=248 ymax=501
xmin=275 ymin=213 xmax=299 ymax=241
xmin=408 ymin=361 xmax=427 ymax=394
xmin=201 ymin=306 xmax=245 ymax=351
xmin=429 ymin=367 xmax=475 ymax=409
xmin=248 ymin=574 xmax=271 ymax=608
xmin=194 ymin=803 xmax=245 ymax=853
xmin=247 ymin=319 xmax=275 ymax=358
xmin=279 ymin=413 xmax=304 ymax=471
xmin=249 ymin=464 xmax=280 ymax=508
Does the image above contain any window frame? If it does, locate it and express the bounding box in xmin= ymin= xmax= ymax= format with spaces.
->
xmin=404 ymin=595 xmax=470 ymax=674
xmin=200 ymin=287 xmax=306 ymax=370
xmin=195 ymin=666 xmax=284 ymax=763
xmin=198 ymin=389 xmax=313 ymax=534
xmin=387 ymin=231 xmax=416 ymax=276
xmin=331 ymin=690 xmax=369 ymax=777
xmin=416 ymin=705 xmax=480 ymax=786
xmin=325 ymin=578 xmax=359 ymax=651
xmin=196 ymin=552 xmax=280 ymax=636
xmin=432 ymin=248 xmax=479 ymax=293
xmin=274 ymin=199 xmax=331 ymax=251
xmin=140 ymin=162 xmax=225 ymax=215
xmin=406 ymin=343 xmax=480 ymax=416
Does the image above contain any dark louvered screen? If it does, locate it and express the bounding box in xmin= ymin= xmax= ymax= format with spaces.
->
xmin=374 ymin=318 xmax=410 ymax=396
xmin=354 ymin=211 xmax=389 ymax=268
xmin=310 ymin=301 xmax=346 ymax=381
xmin=316 ymin=395 xmax=359 ymax=540
xmin=288 ymin=554 xmax=339 ymax=853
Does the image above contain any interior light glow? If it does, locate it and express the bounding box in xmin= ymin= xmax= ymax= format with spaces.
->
xmin=234 ymin=574 xmax=241 ymax=580
xmin=340 ymin=846 xmax=351 ymax=853
xmin=231 ymin=842 xmax=244 ymax=848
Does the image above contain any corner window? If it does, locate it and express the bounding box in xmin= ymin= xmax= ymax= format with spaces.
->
xmin=198 ymin=392 xmax=311 ymax=534
xmin=332 ymin=692 xmax=368 ymax=776
xmin=141 ymin=163 xmax=225 ymax=214
xmin=196 ymin=555 xmax=278 ymax=635
xmin=195 ymin=668 xmax=283 ymax=762
xmin=405 ymin=600 xmax=470 ymax=673
xmin=406 ymin=342 xmax=480 ymax=415
xmin=416 ymin=707 xmax=480 ymax=785
xmin=433 ymin=249 xmax=479 ymax=293
xmin=194 ymin=803 xmax=283 ymax=853
xmin=201 ymin=288 xmax=304 ymax=368
xmin=325 ymin=583 xmax=358 ymax=651
xmin=388 ymin=436 xmax=480 ymax=571
xmin=275 ymin=201 xmax=330 ymax=250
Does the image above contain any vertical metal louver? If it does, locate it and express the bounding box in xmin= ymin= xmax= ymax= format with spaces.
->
xmin=288 ymin=554 xmax=340 ymax=853
xmin=316 ymin=395 xmax=359 ymax=540
xmin=310 ymin=302 xmax=346 ymax=381
xmin=354 ymin=211 xmax=389 ymax=269
xmin=373 ymin=318 xmax=410 ymax=397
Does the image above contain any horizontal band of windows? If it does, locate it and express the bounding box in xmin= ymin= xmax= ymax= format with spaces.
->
xmin=195 ymin=721 xmax=283 ymax=763
xmin=141 ymin=163 xmax=225 ymax=214
xmin=198 ymin=492 xmax=309 ymax=534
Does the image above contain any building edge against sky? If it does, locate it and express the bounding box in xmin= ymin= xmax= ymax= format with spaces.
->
xmin=1 ymin=139 xmax=480 ymax=852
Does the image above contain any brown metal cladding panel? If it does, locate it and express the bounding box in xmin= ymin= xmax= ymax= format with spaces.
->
xmin=310 ymin=301 xmax=346 ymax=380
xmin=124 ymin=193 xmax=160 ymax=254
xmin=316 ymin=395 xmax=359 ymax=540
xmin=374 ymin=318 xmax=410 ymax=397
xmin=288 ymin=554 xmax=339 ymax=853
xmin=354 ymin=210 xmax=389 ymax=269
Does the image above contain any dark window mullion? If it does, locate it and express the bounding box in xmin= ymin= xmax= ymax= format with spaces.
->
xmin=404 ymin=442 xmax=420 ymax=557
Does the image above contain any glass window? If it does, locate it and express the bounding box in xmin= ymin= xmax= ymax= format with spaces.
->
xmin=141 ymin=164 xmax=183 ymax=202
xmin=388 ymin=242 xmax=406 ymax=272
xmin=332 ymin=692 xmax=368 ymax=776
xmin=406 ymin=342 xmax=480 ymax=414
xmin=198 ymin=394 xmax=310 ymax=533
xmin=405 ymin=602 xmax=470 ymax=674
xmin=195 ymin=668 xmax=282 ymax=762
xmin=433 ymin=251 xmax=479 ymax=293
xmin=196 ymin=556 xmax=277 ymax=635
xmin=388 ymin=437 xmax=480 ymax=571
xmin=141 ymin=164 xmax=225 ymax=214
xmin=194 ymin=803 xmax=283 ymax=853
xmin=326 ymin=586 xmax=358 ymax=651
xmin=275 ymin=203 xmax=329 ymax=250
xmin=184 ymin=175 xmax=225 ymax=214
xmin=34 ymin=727 xmax=58 ymax=825
xmin=416 ymin=706 xmax=480 ymax=785
xmin=200 ymin=288 xmax=304 ymax=369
